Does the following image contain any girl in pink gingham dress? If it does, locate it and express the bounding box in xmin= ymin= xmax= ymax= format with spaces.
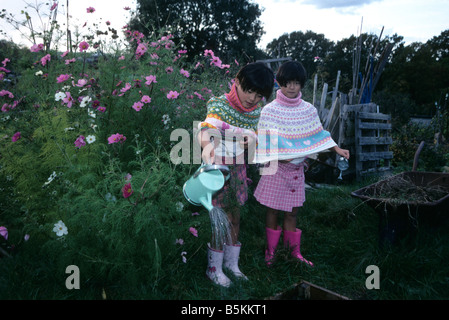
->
xmin=254 ymin=60 xmax=349 ymax=267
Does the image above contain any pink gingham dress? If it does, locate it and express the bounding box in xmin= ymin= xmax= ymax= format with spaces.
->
xmin=254 ymin=161 xmax=306 ymax=212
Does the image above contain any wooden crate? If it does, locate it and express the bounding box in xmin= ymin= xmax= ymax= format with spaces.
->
xmin=267 ymin=280 xmax=350 ymax=300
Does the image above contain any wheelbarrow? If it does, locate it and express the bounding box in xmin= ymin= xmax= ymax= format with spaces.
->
xmin=351 ymin=141 xmax=449 ymax=245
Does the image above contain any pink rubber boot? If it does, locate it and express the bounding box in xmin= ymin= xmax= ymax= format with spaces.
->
xmin=283 ymin=228 xmax=314 ymax=267
xmin=265 ymin=226 xmax=282 ymax=266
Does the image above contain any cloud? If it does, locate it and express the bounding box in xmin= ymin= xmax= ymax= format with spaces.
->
xmin=301 ymin=0 xmax=383 ymax=9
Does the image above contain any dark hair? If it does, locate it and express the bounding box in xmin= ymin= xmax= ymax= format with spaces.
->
xmin=276 ymin=60 xmax=307 ymax=88
xmin=235 ymin=62 xmax=274 ymax=100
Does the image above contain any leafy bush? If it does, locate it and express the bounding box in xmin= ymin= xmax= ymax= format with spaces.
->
xmin=390 ymin=122 xmax=448 ymax=171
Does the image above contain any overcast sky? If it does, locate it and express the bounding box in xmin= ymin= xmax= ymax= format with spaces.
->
xmin=1 ymin=0 xmax=448 ymax=50
xmin=256 ymin=0 xmax=449 ymax=47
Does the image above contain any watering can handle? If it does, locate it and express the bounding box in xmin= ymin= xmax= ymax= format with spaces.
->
xmin=194 ymin=164 xmax=231 ymax=181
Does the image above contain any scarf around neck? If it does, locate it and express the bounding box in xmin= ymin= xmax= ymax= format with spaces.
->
xmin=255 ymin=89 xmax=337 ymax=163
xmin=225 ymin=82 xmax=260 ymax=113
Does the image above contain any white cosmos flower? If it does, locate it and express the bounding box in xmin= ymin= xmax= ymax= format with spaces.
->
xmin=88 ymin=108 xmax=96 ymax=118
xmin=55 ymin=92 xmax=66 ymax=101
xmin=35 ymin=70 xmax=43 ymax=76
xmin=80 ymin=96 xmax=91 ymax=108
xmin=53 ymin=220 xmax=68 ymax=236
xmin=86 ymin=135 xmax=96 ymax=144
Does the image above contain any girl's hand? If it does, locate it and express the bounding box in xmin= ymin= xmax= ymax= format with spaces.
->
xmin=334 ymin=146 xmax=350 ymax=159
xmin=202 ymin=143 xmax=215 ymax=164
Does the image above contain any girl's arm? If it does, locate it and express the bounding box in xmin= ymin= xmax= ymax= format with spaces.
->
xmin=199 ymin=130 xmax=216 ymax=164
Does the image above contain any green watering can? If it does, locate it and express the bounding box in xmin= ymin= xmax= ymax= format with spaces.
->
xmin=183 ymin=164 xmax=230 ymax=211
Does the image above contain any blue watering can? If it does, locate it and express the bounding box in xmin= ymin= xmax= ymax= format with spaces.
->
xmin=183 ymin=164 xmax=230 ymax=211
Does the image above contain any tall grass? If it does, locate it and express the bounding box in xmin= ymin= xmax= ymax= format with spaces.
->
xmin=2 ymin=175 xmax=448 ymax=300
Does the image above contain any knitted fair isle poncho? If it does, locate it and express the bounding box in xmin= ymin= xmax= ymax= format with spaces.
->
xmin=255 ymin=89 xmax=337 ymax=164
xmin=199 ymin=83 xmax=260 ymax=158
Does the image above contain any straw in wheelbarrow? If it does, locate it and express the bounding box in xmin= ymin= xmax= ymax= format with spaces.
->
xmin=363 ymin=174 xmax=449 ymax=205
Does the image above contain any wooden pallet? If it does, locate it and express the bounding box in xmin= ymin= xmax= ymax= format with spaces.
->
xmin=354 ymin=109 xmax=393 ymax=180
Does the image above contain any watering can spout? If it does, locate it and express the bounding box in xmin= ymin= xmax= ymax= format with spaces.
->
xmin=201 ymin=193 xmax=214 ymax=212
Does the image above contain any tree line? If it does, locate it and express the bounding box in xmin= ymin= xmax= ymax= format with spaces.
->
xmin=2 ymin=0 xmax=448 ymax=129
xmin=128 ymin=0 xmax=448 ymax=124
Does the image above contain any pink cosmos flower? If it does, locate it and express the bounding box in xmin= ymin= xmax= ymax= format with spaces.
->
xmin=189 ymin=227 xmax=198 ymax=237
xmin=62 ymin=92 xmax=74 ymax=108
xmin=74 ymin=79 xmax=88 ymax=87
xmin=204 ymin=49 xmax=214 ymax=57
xmin=40 ymin=54 xmax=51 ymax=66
xmin=0 ymin=90 xmax=14 ymax=98
xmin=74 ymin=135 xmax=86 ymax=149
xmin=108 ymin=133 xmax=126 ymax=144
xmin=180 ymin=69 xmax=190 ymax=78
xmin=132 ymin=101 xmax=143 ymax=111
xmin=86 ymin=7 xmax=95 ymax=13
xmin=11 ymin=132 xmax=21 ymax=142
xmin=135 ymin=42 xmax=147 ymax=59
xmin=122 ymin=183 xmax=133 ymax=198
xmin=194 ymin=92 xmax=204 ymax=100
xmin=165 ymin=67 xmax=173 ymax=74
xmin=2 ymin=103 xmax=11 ymax=112
xmin=97 ymin=106 xmax=106 ymax=112
xmin=167 ymin=90 xmax=179 ymax=99
xmin=210 ymin=56 xmax=222 ymax=68
xmin=1 ymin=58 xmax=10 ymax=67
xmin=56 ymin=74 xmax=71 ymax=83
xmin=30 ymin=43 xmax=44 ymax=52
xmin=119 ymin=83 xmax=132 ymax=95
xmin=133 ymin=31 xmax=144 ymax=41
xmin=61 ymin=50 xmax=69 ymax=58
xmin=92 ymin=100 xmax=101 ymax=109
xmin=79 ymin=41 xmax=89 ymax=52
xmin=0 ymin=66 xmax=10 ymax=74
xmin=65 ymin=58 xmax=76 ymax=65
xmin=0 ymin=226 xmax=7 ymax=240
xmin=144 ymin=75 xmax=157 ymax=85
xmin=141 ymin=95 xmax=151 ymax=104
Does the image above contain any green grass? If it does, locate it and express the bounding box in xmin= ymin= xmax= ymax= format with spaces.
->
xmin=1 ymin=179 xmax=449 ymax=300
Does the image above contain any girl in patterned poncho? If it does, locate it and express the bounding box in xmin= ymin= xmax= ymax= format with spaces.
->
xmin=199 ymin=62 xmax=274 ymax=287
xmin=254 ymin=60 xmax=349 ymax=267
